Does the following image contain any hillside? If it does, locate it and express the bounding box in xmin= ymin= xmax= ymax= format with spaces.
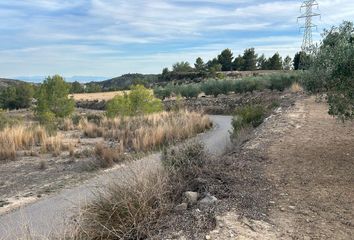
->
xmin=0 ymin=78 xmax=26 ymax=89
xmin=91 ymin=73 xmax=159 ymax=90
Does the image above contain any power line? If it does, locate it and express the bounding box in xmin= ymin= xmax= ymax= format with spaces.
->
xmin=298 ymin=0 xmax=321 ymax=53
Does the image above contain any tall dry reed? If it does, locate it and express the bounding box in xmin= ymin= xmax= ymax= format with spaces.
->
xmin=84 ymin=111 xmax=212 ymax=154
xmin=0 ymin=125 xmax=47 ymax=161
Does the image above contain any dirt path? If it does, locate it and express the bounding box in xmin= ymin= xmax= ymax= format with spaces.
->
xmin=0 ymin=115 xmax=232 ymax=240
xmin=207 ymin=96 xmax=354 ymax=239
xmin=267 ymin=96 xmax=354 ymax=239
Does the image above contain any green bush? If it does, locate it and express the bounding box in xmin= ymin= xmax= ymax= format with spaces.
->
xmin=268 ymin=74 xmax=295 ymax=91
xmin=0 ymin=83 xmax=34 ymax=110
xmin=106 ymin=85 xmax=163 ymax=117
xmin=304 ymin=21 xmax=354 ymax=120
xmin=162 ymin=141 xmax=206 ymax=172
xmin=154 ymin=72 xmax=302 ymax=99
xmin=35 ymin=75 xmax=75 ymax=123
xmin=178 ymin=84 xmax=200 ymax=98
xmin=232 ymin=105 xmax=266 ymax=135
xmin=154 ymin=86 xmax=172 ymax=99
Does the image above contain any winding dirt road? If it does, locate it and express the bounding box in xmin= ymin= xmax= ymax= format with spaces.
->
xmin=0 ymin=115 xmax=232 ymax=240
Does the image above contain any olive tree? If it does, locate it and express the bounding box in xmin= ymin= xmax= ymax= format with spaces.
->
xmin=305 ymin=21 xmax=354 ymax=120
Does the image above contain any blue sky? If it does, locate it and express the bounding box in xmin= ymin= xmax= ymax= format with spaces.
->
xmin=0 ymin=0 xmax=353 ymax=81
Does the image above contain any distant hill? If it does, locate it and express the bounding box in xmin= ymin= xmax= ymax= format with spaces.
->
xmin=0 ymin=78 xmax=26 ymax=89
xmin=16 ymin=75 xmax=108 ymax=83
xmin=91 ymin=73 xmax=159 ymax=90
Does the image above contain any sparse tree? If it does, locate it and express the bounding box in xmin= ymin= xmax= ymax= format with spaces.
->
xmin=233 ymin=55 xmax=245 ymax=71
xmin=283 ymin=56 xmax=293 ymax=70
xmin=268 ymin=53 xmax=283 ymax=70
xmin=242 ymin=48 xmax=258 ymax=71
xmin=218 ymin=49 xmax=234 ymax=71
xmin=194 ymin=57 xmax=206 ymax=72
xmin=257 ymin=54 xmax=268 ymax=70
xmin=70 ymin=81 xmax=84 ymax=93
xmin=172 ymin=61 xmax=193 ymax=72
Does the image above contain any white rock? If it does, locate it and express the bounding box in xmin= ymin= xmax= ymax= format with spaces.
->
xmin=184 ymin=191 xmax=199 ymax=204
xmin=200 ymin=193 xmax=218 ymax=205
xmin=175 ymin=203 xmax=188 ymax=211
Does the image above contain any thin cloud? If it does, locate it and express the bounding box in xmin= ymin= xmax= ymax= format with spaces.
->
xmin=0 ymin=0 xmax=352 ymax=78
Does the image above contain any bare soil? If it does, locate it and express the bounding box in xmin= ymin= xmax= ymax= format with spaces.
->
xmin=0 ymin=130 xmax=100 ymax=215
xmin=205 ymin=96 xmax=354 ymax=239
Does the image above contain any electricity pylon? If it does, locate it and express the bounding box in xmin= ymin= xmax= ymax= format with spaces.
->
xmin=298 ymin=0 xmax=321 ymax=53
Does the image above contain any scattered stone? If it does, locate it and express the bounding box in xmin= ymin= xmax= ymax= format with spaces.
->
xmin=175 ymin=203 xmax=188 ymax=211
xmin=280 ymin=207 xmax=286 ymax=212
xmin=288 ymin=205 xmax=296 ymax=210
xmin=184 ymin=191 xmax=199 ymax=205
xmin=0 ymin=200 xmax=10 ymax=207
xmin=23 ymin=192 xmax=33 ymax=197
xmin=200 ymin=193 xmax=218 ymax=205
xmin=205 ymin=235 xmax=211 ymax=240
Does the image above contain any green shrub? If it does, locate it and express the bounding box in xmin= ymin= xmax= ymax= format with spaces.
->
xmin=0 ymin=83 xmax=34 ymax=110
xmin=179 ymin=84 xmax=200 ymax=98
xmin=268 ymin=74 xmax=294 ymax=91
xmin=154 ymin=86 xmax=172 ymax=99
xmin=71 ymin=114 xmax=82 ymax=125
xmin=162 ymin=141 xmax=206 ymax=172
xmin=106 ymin=85 xmax=163 ymax=117
xmin=153 ymin=72 xmax=303 ymax=99
xmin=232 ymin=105 xmax=266 ymax=135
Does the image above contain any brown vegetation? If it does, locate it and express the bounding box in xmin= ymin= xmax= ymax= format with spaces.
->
xmin=0 ymin=125 xmax=47 ymax=161
xmin=70 ymin=90 xmax=131 ymax=101
xmin=85 ymin=111 xmax=212 ymax=154
xmin=71 ymin=171 xmax=170 ymax=239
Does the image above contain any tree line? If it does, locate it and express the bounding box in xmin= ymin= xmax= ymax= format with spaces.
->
xmin=159 ymin=48 xmax=309 ymax=81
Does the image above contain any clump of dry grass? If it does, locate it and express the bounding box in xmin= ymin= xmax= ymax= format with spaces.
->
xmin=60 ymin=118 xmax=75 ymax=131
xmin=0 ymin=125 xmax=47 ymax=161
xmin=83 ymin=122 xmax=103 ymax=138
xmin=94 ymin=142 xmax=125 ymax=168
xmin=72 ymin=171 xmax=170 ymax=239
xmin=40 ymin=135 xmax=70 ymax=157
xmin=290 ymin=82 xmax=303 ymax=93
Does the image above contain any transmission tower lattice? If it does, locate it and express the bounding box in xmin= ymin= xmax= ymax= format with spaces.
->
xmin=297 ymin=0 xmax=321 ymax=53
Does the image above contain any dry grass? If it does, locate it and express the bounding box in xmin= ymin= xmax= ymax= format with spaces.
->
xmin=72 ymin=170 xmax=171 ymax=240
xmin=290 ymin=82 xmax=303 ymax=93
xmin=0 ymin=125 xmax=47 ymax=161
xmin=82 ymin=122 xmax=103 ymax=138
xmin=41 ymin=136 xmax=68 ymax=157
xmin=82 ymin=111 xmax=212 ymax=154
xmin=60 ymin=118 xmax=75 ymax=131
xmin=70 ymin=141 xmax=208 ymax=240
xmin=94 ymin=143 xmax=120 ymax=168
xmin=69 ymin=91 xmax=131 ymax=101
